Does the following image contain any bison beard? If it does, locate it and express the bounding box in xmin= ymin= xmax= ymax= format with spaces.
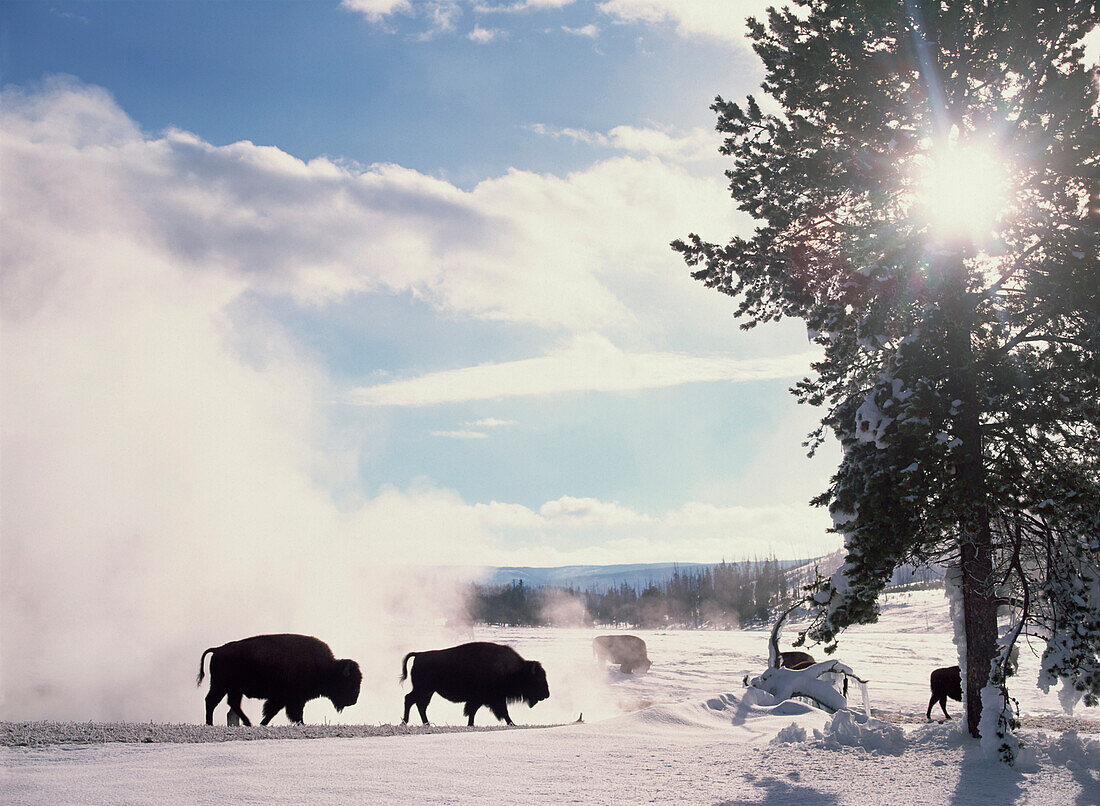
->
xmin=400 ymin=642 xmax=550 ymax=726
xmin=197 ymin=634 xmax=362 ymax=726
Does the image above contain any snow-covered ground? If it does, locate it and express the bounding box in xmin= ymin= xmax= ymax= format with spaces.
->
xmin=5 ymin=590 xmax=1099 ymax=804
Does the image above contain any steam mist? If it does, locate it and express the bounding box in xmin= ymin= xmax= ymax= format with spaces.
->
xmin=0 ymin=82 xmax=501 ymax=725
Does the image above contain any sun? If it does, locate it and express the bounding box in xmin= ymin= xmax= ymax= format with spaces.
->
xmin=915 ymin=142 xmax=1009 ymax=246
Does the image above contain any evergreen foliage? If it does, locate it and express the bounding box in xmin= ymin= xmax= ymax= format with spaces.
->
xmin=674 ymin=0 xmax=1099 ymax=754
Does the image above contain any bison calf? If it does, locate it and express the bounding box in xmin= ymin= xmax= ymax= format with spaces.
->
xmin=593 ymin=634 xmax=652 ymax=674
xmin=198 ymin=633 xmax=362 ymax=726
xmin=926 ymin=665 xmax=962 ymax=721
xmin=401 ymin=641 xmax=549 ymax=726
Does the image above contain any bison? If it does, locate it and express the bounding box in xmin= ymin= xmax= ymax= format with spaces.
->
xmin=926 ymin=664 xmax=962 ymax=721
xmin=593 ymin=634 xmax=652 ymax=674
xmin=197 ymin=633 xmax=362 ymax=726
xmin=778 ymin=650 xmax=816 ymax=670
xmin=400 ymin=641 xmax=549 ymax=726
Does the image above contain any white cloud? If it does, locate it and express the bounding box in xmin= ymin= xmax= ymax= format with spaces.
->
xmin=594 ymin=125 xmax=718 ymax=163
xmin=431 ymin=429 xmax=489 ymax=438
xmin=467 ymin=24 xmax=504 ymax=42
xmin=343 ymin=0 xmax=772 ymax=45
xmin=3 ymin=82 xmax=637 ymax=330
xmin=475 ymin=0 xmax=577 ymax=13
xmin=342 ymin=0 xmax=461 ymax=37
xmin=527 ymin=122 xmax=720 ymax=162
xmin=561 ymin=23 xmax=600 ymax=37
xmin=341 ymin=0 xmax=414 ymax=22
xmin=15 ymin=86 xmax=748 ymax=334
xmin=350 ymin=333 xmax=820 ymax=405
xmin=538 ymin=495 xmax=649 ymax=526
xmin=607 ymin=124 xmax=720 ymax=161
xmin=597 ymin=0 xmax=772 ymax=45
xmin=524 ymin=121 xmax=608 ymax=146
xmin=469 ymin=417 xmax=517 ymax=427
xmin=348 ymin=487 xmax=833 ymax=566
xmin=419 ymin=1 xmax=464 ymax=36
xmin=4 ymin=85 xmax=754 ymax=341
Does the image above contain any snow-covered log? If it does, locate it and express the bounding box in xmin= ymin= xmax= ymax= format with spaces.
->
xmin=748 ymin=660 xmax=870 ymax=717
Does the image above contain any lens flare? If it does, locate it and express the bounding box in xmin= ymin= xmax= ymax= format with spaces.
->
xmin=917 ymin=143 xmax=1008 ymax=245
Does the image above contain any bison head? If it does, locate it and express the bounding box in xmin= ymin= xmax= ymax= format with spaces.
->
xmin=327 ymin=658 xmax=363 ymax=711
xmin=522 ymin=660 xmax=550 ymax=707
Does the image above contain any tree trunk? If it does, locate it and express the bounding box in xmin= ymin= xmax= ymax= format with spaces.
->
xmin=943 ymin=268 xmax=999 ymax=738
xmin=960 ymin=513 xmax=998 ymax=737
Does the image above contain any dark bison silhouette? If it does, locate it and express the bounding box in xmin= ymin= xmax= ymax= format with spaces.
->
xmin=593 ymin=634 xmax=652 ymax=674
xmin=197 ymin=633 xmax=362 ymax=726
xmin=927 ymin=665 xmax=962 ymax=721
xmin=400 ymin=641 xmax=550 ymax=726
xmin=779 ymin=650 xmax=816 ymax=670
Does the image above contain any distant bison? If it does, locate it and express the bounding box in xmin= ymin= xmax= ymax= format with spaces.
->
xmin=197 ymin=634 xmax=362 ymax=726
xmin=593 ymin=634 xmax=652 ymax=674
xmin=400 ymin=641 xmax=549 ymax=726
xmin=926 ymin=665 xmax=962 ymax=721
xmin=779 ymin=651 xmax=816 ymax=670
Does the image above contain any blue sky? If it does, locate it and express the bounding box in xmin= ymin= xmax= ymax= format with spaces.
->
xmin=2 ymin=0 xmax=840 ymax=571
xmin=4 ymin=1 xmax=761 ymax=181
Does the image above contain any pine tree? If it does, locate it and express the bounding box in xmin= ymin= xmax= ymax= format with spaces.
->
xmin=675 ymin=0 xmax=1099 ymax=755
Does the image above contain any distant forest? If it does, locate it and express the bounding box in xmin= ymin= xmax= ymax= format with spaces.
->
xmin=464 ymin=559 xmax=791 ymax=629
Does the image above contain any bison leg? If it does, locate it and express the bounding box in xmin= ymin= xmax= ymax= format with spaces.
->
xmin=285 ymin=701 xmax=306 ymax=724
xmin=927 ymin=694 xmax=950 ymax=721
xmin=225 ymin=692 xmax=252 ymax=727
xmin=204 ymin=686 xmax=225 ymax=726
xmin=404 ymin=689 xmax=431 ymax=725
xmin=463 ymin=700 xmax=481 ymax=726
xmin=261 ymin=699 xmax=285 ymax=726
xmin=620 ymin=664 xmax=634 ymax=674
xmin=487 ymin=699 xmax=513 ymax=726
xmin=416 ymin=695 xmax=431 ymax=725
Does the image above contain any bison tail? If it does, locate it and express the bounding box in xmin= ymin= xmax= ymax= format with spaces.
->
xmin=197 ymin=647 xmax=215 ymax=687
xmin=400 ymin=652 xmax=416 ymax=683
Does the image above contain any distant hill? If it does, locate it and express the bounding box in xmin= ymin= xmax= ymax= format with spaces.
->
xmin=783 ymin=550 xmax=944 ymax=592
